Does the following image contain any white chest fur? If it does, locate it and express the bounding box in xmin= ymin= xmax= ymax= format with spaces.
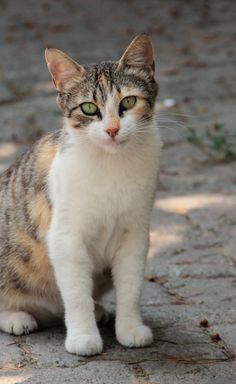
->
xmin=48 ymin=132 xmax=160 ymax=269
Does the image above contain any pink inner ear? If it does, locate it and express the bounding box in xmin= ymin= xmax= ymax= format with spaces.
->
xmin=49 ymin=61 xmax=77 ymax=85
xmin=56 ymin=62 xmax=68 ymax=72
xmin=54 ymin=62 xmax=74 ymax=81
xmin=46 ymin=49 xmax=83 ymax=88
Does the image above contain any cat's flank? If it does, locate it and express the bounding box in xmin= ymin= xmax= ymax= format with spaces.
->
xmin=0 ymin=34 xmax=160 ymax=355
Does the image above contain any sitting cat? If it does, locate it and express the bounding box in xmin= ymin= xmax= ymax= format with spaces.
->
xmin=0 ymin=34 xmax=160 ymax=356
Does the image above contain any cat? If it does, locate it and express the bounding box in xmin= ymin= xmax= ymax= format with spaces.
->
xmin=0 ymin=34 xmax=160 ymax=356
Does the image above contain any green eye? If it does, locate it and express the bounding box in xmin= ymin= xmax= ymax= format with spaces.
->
xmin=120 ymin=96 xmax=137 ymax=111
xmin=80 ymin=102 xmax=98 ymax=116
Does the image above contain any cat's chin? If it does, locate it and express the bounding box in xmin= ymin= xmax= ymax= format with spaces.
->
xmin=97 ymin=138 xmax=129 ymax=154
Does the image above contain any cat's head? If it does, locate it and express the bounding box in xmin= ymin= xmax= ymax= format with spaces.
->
xmin=45 ymin=34 xmax=158 ymax=153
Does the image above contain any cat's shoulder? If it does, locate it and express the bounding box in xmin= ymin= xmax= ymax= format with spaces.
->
xmin=35 ymin=130 xmax=61 ymax=176
xmin=0 ymin=131 xmax=61 ymax=191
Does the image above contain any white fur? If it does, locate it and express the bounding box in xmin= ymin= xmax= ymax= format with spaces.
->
xmin=46 ymin=105 xmax=160 ymax=355
xmin=0 ymin=311 xmax=38 ymax=335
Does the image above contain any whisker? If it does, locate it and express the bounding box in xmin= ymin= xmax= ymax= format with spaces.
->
xmin=155 ymin=111 xmax=198 ymax=119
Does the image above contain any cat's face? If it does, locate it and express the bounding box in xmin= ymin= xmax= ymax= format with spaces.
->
xmin=45 ymin=34 xmax=158 ymax=153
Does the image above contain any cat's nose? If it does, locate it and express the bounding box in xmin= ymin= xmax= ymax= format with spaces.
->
xmin=106 ymin=127 xmax=120 ymax=138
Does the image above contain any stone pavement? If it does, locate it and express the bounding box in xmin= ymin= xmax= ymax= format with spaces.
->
xmin=0 ymin=0 xmax=236 ymax=382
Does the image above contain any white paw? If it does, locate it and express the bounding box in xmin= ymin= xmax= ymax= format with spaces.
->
xmin=0 ymin=311 xmax=38 ymax=335
xmin=116 ymin=324 xmax=153 ymax=348
xmin=65 ymin=333 xmax=103 ymax=356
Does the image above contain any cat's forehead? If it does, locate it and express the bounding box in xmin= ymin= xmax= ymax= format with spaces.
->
xmin=69 ymin=61 xmax=156 ymax=105
xmin=87 ymin=62 xmax=121 ymax=102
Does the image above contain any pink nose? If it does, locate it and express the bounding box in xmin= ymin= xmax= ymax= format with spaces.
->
xmin=106 ymin=127 xmax=119 ymax=138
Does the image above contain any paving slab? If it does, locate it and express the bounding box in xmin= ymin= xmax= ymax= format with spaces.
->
xmin=0 ymin=0 xmax=236 ymax=383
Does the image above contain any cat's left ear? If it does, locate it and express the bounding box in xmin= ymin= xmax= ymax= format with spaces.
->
xmin=118 ymin=33 xmax=155 ymax=73
xmin=45 ymin=48 xmax=85 ymax=90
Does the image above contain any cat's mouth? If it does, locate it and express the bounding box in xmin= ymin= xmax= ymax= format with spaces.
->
xmin=104 ymin=137 xmax=128 ymax=147
xmin=100 ymin=136 xmax=129 ymax=152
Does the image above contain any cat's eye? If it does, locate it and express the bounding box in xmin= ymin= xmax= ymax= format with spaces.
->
xmin=80 ymin=102 xmax=98 ymax=116
xmin=120 ymin=96 xmax=137 ymax=111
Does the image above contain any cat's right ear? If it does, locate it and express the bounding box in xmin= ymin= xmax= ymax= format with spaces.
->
xmin=45 ymin=48 xmax=84 ymax=90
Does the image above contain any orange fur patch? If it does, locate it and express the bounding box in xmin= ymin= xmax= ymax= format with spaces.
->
xmin=37 ymin=137 xmax=57 ymax=175
xmin=100 ymin=72 xmax=108 ymax=91
xmin=29 ymin=193 xmax=52 ymax=239
xmin=13 ymin=228 xmax=56 ymax=295
xmin=133 ymin=101 xmax=151 ymax=117
xmin=133 ymin=105 xmax=150 ymax=115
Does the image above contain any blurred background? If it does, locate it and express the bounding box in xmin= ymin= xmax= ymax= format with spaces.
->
xmin=1 ymin=1 xmax=236 ymax=381
xmin=0 ymin=0 xmax=235 ymax=148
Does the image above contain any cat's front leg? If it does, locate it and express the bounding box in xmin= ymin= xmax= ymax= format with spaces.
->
xmin=48 ymin=223 xmax=102 ymax=356
xmin=112 ymin=230 xmax=153 ymax=348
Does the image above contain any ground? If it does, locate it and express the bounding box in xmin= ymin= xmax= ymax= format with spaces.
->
xmin=0 ymin=0 xmax=236 ymax=383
